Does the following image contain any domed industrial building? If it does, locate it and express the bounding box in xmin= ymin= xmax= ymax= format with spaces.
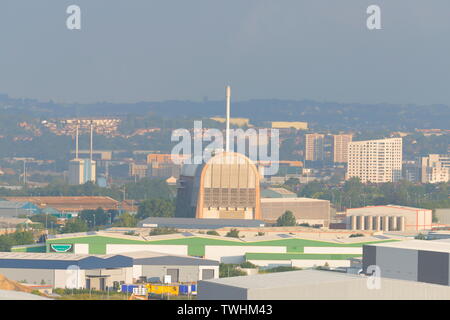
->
xmin=175 ymin=151 xmax=261 ymax=220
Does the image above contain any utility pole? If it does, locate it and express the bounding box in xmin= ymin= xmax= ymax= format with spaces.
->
xmin=23 ymin=159 xmax=27 ymax=185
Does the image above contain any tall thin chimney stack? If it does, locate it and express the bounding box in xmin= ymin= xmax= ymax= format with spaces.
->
xmin=225 ymin=85 xmax=231 ymax=152
xmin=90 ymin=122 xmax=93 ymax=162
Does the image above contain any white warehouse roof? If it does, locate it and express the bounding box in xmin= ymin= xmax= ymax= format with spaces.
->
xmin=198 ymin=269 xmax=450 ymax=300
xmin=367 ymin=239 xmax=450 ymax=253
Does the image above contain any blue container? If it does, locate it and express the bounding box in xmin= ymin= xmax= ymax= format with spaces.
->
xmin=121 ymin=284 xmax=137 ymax=293
xmin=179 ymin=285 xmax=189 ymax=295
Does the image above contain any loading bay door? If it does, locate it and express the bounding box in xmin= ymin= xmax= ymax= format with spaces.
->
xmin=202 ymin=269 xmax=215 ymax=280
xmin=166 ymin=269 xmax=179 ymax=283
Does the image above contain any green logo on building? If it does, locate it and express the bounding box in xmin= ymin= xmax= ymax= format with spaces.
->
xmin=50 ymin=244 xmax=73 ymax=253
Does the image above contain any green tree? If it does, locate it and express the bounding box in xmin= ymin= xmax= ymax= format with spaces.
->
xmin=349 ymin=233 xmax=364 ymax=238
xmin=137 ymin=199 xmax=175 ymax=220
xmin=149 ymin=227 xmax=179 ymax=236
xmin=225 ymin=229 xmax=240 ymax=238
xmin=276 ymin=210 xmax=297 ymax=226
xmin=79 ymin=207 xmax=109 ymax=227
xmin=0 ymin=231 xmax=35 ymax=251
xmin=415 ymin=233 xmax=427 ymax=240
xmin=240 ymin=261 xmax=258 ymax=269
xmin=206 ymin=230 xmax=220 ymax=236
xmin=114 ymin=212 xmax=138 ymax=227
xmin=219 ymin=264 xmax=246 ymax=277
xmin=61 ymin=218 xmax=88 ymax=234
xmin=123 ymin=178 xmax=173 ymax=201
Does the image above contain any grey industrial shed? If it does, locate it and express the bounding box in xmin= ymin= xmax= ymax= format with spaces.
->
xmin=363 ymin=239 xmax=450 ymax=286
xmin=198 ymin=269 xmax=450 ymax=300
xmin=0 ymin=252 xmax=134 ymax=289
xmin=120 ymin=251 xmax=219 ymax=283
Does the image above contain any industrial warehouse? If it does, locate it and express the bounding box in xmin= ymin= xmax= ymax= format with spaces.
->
xmin=362 ymin=239 xmax=450 ymax=286
xmin=0 ymin=252 xmax=133 ymax=290
xmin=346 ymin=205 xmax=433 ymax=231
xmin=261 ymin=197 xmax=330 ymax=227
xmin=0 ymin=250 xmax=218 ymax=290
xmin=198 ymin=269 xmax=450 ymax=300
xmin=12 ymin=230 xmax=399 ymax=268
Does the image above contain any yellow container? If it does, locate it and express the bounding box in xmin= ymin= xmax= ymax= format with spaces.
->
xmin=146 ymin=284 xmax=179 ymax=296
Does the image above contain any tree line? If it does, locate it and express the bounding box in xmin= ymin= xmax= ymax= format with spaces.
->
xmin=284 ymin=178 xmax=450 ymax=212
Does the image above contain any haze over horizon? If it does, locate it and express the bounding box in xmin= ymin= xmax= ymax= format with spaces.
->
xmin=1 ymin=0 xmax=450 ymax=105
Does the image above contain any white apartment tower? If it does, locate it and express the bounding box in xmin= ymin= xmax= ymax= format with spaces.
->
xmin=347 ymin=138 xmax=403 ymax=183
xmin=421 ymin=154 xmax=450 ymax=183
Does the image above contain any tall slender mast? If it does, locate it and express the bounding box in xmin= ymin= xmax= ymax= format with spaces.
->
xmin=225 ymin=85 xmax=231 ymax=152
xmin=75 ymin=123 xmax=79 ymax=159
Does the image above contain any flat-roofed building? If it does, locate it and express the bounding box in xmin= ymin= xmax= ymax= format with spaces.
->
xmin=434 ymin=208 xmax=450 ymax=225
xmin=0 ymin=252 xmax=133 ymax=290
xmin=403 ymin=160 xmax=420 ymax=182
xmin=3 ymin=196 xmax=119 ymax=214
xmin=305 ymin=134 xmax=325 ymax=161
xmin=68 ymin=158 xmax=96 ymax=185
xmin=261 ymin=197 xmax=330 ymax=227
xmin=421 ymin=154 xmax=450 ymax=183
xmin=211 ymin=117 xmax=250 ymax=127
xmin=129 ymin=163 xmax=148 ymax=179
xmin=347 ymin=138 xmax=402 ymax=183
xmin=363 ymin=239 xmax=450 ymax=286
xmin=333 ymin=134 xmax=353 ymax=163
xmin=0 ymin=217 xmax=32 ymax=229
xmin=148 ymin=161 xmax=181 ymax=179
xmin=271 ymin=121 xmax=308 ymax=130
xmin=261 ymin=187 xmax=297 ymax=198
xmin=146 ymin=153 xmax=190 ymax=165
xmin=119 ymin=251 xmax=219 ymax=283
xmin=0 ymin=201 xmax=40 ymax=218
xmin=346 ymin=205 xmax=432 ymax=232
xmin=198 ymin=269 xmax=450 ymax=300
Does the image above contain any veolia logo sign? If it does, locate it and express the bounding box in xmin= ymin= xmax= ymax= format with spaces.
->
xmin=50 ymin=244 xmax=74 ymax=253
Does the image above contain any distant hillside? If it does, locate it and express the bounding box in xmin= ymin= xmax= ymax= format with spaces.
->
xmin=0 ymin=94 xmax=449 ymax=131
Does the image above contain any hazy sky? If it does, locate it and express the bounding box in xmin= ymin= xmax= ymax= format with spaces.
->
xmin=0 ymin=0 xmax=450 ymax=105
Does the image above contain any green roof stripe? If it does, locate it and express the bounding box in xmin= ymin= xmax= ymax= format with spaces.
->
xmin=46 ymin=235 xmax=398 ymax=255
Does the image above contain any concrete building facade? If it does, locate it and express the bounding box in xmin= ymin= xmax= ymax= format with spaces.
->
xmin=305 ymin=133 xmax=325 ymax=161
xmin=68 ymin=159 xmax=96 ymax=185
xmin=347 ymin=138 xmax=402 ymax=183
xmin=198 ymin=269 xmax=450 ymax=300
xmin=271 ymin=121 xmax=308 ymax=130
xmin=116 ymin=251 xmax=219 ymax=283
xmin=261 ymin=197 xmax=330 ymax=227
xmin=434 ymin=208 xmax=450 ymax=225
xmin=333 ymin=134 xmax=353 ymax=163
xmin=0 ymin=252 xmax=133 ymax=290
xmin=363 ymin=240 xmax=450 ymax=286
xmin=346 ymin=205 xmax=432 ymax=232
xmin=421 ymin=154 xmax=450 ymax=183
